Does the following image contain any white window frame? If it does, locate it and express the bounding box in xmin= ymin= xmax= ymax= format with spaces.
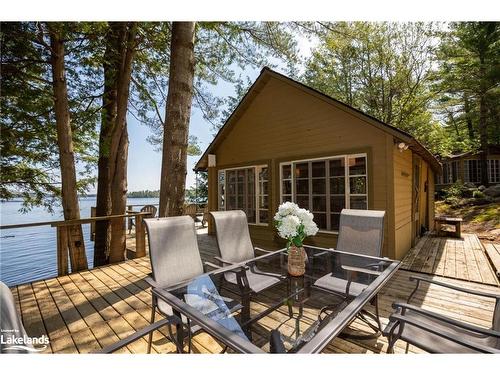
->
xmin=217 ymin=164 xmax=269 ymax=226
xmin=464 ymin=159 xmax=481 ymax=183
xmin=279 ymin=153 xmax=368 ymax=234
xmin=488 ymin=159 xmax=500 ymax=184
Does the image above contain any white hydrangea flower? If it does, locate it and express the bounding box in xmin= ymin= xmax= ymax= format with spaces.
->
xmin=277 ymin=214 xmax=300 ymax=239
xmin=274 ymin=201 xmax=318 ymax=245
xmin=303 ymin=218 xmax=319 ymax=236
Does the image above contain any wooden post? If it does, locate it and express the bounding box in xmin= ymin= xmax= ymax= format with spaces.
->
xmin=90 ymin=206 xmax=96 ymax=241
xmin=67 ymin=224 xmax=88 ymax=272
xmin=134 ymin=213 xmax=146 ymax=258
xmin=56 ymin=226 xmax=69 ymax=276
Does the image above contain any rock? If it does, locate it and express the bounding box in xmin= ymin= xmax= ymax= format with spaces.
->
xmin=483 ymin=184 xmax=500 ymax=198
xmin=478 ymin=185 xmax=486 ymax=191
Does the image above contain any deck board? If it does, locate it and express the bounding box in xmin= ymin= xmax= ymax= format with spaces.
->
xmin=9 ymin=228 xmax=500 ymax=354
xmin=400 ymin=233 xmax=499 ymax=286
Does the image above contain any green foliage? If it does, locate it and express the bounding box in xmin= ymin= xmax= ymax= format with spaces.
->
xmin=0 ymin=22 xmax=99 ymax=212
xmin=433 ymin=22 xmax=500 ymax=155
xmin=472 ymin=190 xmax=486 ymax=199
xmin=303 ymin=22 xmax=444 ymax=153
xmin=442 ymin=181 xmax=468 ymax=205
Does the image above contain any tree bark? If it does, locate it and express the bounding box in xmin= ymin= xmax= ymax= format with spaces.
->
xmin=478 ymin=56 xmax=489 ymax=187
xmin=159 ymin=22 xmax=196 ymax=217
xmin=48 ymin=24 xmax=88 ymax=271
xmin=48 ymin=25 xmax=81 ymax=221
xmin=94 ymin=22 xmax=137 ymax=265
xmin=463 ymin=93 xmax=475 ymax=141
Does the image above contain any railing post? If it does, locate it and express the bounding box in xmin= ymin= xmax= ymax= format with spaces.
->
xmin=67 ymin=224 xmax=88 ymax=272
xmin=90 ymin=206 xmax=96 ymax=241
xmin=134 ymin=213 xmax=146 ymax=258
xmin=56 ymin=226 xmax=69 ymax=276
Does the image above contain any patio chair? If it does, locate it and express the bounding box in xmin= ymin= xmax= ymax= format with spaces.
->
xmin=128 ymin=204 xmax=157 ymax=234
xmin=0 ymin=282 xmax=34 ymax=353
xmin=210 ymin=210 xmax=284 ymax=294
xmin=143 ymin=215 xmax=240 ymax=353
xmin=201 ymin=206 xmax=210 ymax=227
xmin=383 ymin=275 xmax=500 ymax=353
xmin=313 ymin=209 xmax=386 ymax=339
xmin=182 ymin=203 xmax=198 ymax=221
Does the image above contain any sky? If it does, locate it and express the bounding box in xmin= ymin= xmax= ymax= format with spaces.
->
xmin=124 ymin=33 xmax=317 ymax=193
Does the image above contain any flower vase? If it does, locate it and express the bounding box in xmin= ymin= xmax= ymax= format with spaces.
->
xmin=287 ymin=245 xmax=307 ymax=276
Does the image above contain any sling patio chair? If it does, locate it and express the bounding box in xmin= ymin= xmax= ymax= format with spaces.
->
xmin=128 ymin=204 xmax=157 ymax=234
xmin=0 ymin=282 xmax=35 ymax=353
xmin=142 ymin=215 xmax=241 ymax=353
xmin=210 ymin=210 xmax=284 ymax=294
xmin=383 ymin=275 xmax=500 ymax=353
xmin=313 ymin=208 xmax=387 ymax=340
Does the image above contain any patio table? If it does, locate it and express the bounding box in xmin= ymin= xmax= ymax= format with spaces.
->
xmin=152 ymin=245 xmax=400 ymax=353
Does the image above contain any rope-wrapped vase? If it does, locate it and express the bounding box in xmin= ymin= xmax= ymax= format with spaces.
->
xmin=287 ymin=245 xmax=307 ymax=276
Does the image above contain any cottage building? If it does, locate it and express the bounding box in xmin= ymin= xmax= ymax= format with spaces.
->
xmin=436 ymin=145 xmax=500 ymax=191
xmin=195 ymin=68 xmax=441 ymax=260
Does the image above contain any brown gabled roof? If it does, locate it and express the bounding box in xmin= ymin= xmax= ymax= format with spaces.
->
xmin=195 ymin=67 xmax=441 ymax=173
xmin=440 ymin=145 xmax=500 ymax=160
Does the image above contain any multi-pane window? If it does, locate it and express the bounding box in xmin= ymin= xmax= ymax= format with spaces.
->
xmin=441 ymin=161 xmax=459 ymax=184
xmin=280 ymin=154 xmax=368 ymax=232
xmin=217 ymin=165 xmax=268 ymax=225
xmin=464 ymin=159 xmax=481 ymax=183
xmin=488 ymin=160 xmax=500 ymax=183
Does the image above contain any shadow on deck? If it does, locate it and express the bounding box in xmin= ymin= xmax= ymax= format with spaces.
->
xmin=10 ymin=230 xmax=500 ymax=354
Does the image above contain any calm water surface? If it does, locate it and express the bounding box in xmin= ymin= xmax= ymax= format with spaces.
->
xmin=0 ymin=197 xmax=158 ymax=286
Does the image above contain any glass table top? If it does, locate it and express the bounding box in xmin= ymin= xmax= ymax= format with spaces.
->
xmin=152 ymin=246 xmax=400 ymax=353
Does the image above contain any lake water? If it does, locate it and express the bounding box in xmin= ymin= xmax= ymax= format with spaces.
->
xmin=0 ymin=197 xmax=159 ymax=286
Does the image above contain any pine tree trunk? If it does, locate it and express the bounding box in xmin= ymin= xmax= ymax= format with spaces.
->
xmin=48 ymin=24 xmax=87 ymax=270
xmin=108 ymin=23 xmax=136 ymax=263
xmin=48 ymin=25 xmax=80 ymax=221
xmin=478 ymin=56 xmax=489 ymax=187
xmin=463 ymin=94 xmax=475 ymax=140
xmin=94 ymin=22 xmax=136 ymax=265
xmin=159 ymin=22 xmax=196 ymax=217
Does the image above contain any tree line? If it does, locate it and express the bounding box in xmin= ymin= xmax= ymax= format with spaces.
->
xmin=1 ymin=21 xmax=498 ymax=265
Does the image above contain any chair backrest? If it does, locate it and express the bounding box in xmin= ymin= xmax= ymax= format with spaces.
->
xmin=210 ymin=210 xmax=255 ymax=263
xmin=336 ymin=209 xmax=385 ymax=257
xmin=140 ymin=204 xmax=157 ymax=217
xmin=144 ymin=216 xmax=204 ymax=288
xmin=183 ymin=204 xmax=197 ymax=217
xmin=0 ymin=282 xmax=33 ymax=353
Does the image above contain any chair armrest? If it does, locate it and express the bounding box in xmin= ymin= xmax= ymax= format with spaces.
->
xmin=342 ymin=265 xmax=382 ymax=276
xmin=409 ymin=275 xmax=500 ymax=299
xmin=248 ymin=263 xmax=285 ymax=280
xmin=387 ymin=312 xmax=500 ymax=353
xmin=93 ymin=317 xmax=176 ymax=353
xmin=203 ymin=261 xmax=221 ymax=271
xmin=144 ymin=274 xmax=160 ymax=288
xmin=393 ymin=302 xmax=500 ymax=338
xmin=214 ymin=256 xmax=236 ymax=265
xmin=254 ymin=247 xmax=274 ymax=254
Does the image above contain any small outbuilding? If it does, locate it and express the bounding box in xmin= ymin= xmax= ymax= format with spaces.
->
xmin=195 ymin=68 xmax=441 ymax=260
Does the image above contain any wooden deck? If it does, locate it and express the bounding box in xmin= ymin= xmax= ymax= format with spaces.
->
xmin=10 ymin=229 xmax=500 ymax=354
xmin=400 ymin=233 xmax=499 ymax=286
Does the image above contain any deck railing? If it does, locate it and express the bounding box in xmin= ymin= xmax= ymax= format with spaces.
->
xmin=0 ymin=211 xmax=151 ymax=277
